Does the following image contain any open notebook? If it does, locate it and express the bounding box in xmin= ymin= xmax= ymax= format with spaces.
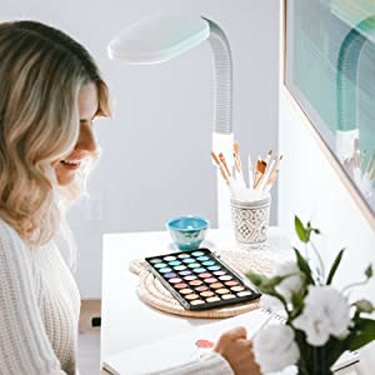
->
xmin=101 ymin=309 xmax=283 ymax=375
xmin=102 ymin=308 xmax=359 ymax=375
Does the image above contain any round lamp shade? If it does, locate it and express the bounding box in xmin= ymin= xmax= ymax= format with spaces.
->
xmin=108 ymin=13 xmax=210 ymax=64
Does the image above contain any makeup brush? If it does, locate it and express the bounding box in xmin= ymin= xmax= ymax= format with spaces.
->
xmin=211 ymin=151 xmax=237 ymax=198
xmin=263 ymin=155 xmax=283 ymax=194
xmin=256 ymin=158 xmax=276 ymax=192
xmin=254 ymin=157 xmax=267 ymax=189
xmin=218 ymin=152 xmax=232 ymax=178
xmin=211 ymin=151 xmax=229 ymax=184
xmin=248 ymin=153 xmax=254 ymax=190
xmin=256 ymin=149 xmax=273 ymax=188
xmin=219 ymin=152 xmax=248 ymax=201
xmin=264 ymin=149 xmax=273 ymax=167
xmin=233 ymin=141 xmax=248 ymax=192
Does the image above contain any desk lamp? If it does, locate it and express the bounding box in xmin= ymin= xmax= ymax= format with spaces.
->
xmin=108 ymin=13 xmax=234 ymax=227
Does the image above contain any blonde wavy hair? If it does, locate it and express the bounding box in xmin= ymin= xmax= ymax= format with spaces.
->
xmin=0 ymin=20 xmax=110 ymax=249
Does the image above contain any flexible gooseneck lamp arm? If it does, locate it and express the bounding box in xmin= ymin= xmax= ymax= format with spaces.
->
xmin=108 ymin=14 xmax=234 ymax=227
xmin=204 ymin=17 xmax=233 ymax=136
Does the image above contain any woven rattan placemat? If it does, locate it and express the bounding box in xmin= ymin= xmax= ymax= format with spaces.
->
xmin=129 ymin=249 xmax=274 ymax=319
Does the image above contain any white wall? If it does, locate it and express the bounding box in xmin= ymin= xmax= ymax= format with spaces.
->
xmin=4 ymin=1 xmax=280 ymax=298
xmin=278 ymin=1 xmax=375 ymax=300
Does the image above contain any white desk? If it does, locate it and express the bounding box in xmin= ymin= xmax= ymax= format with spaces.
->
xmin=100 ymin=228 xmax=290 ymax=361
xmin=100 ymin=228 xmax=362 ymax=374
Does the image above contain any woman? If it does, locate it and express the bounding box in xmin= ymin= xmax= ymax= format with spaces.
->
xmin=0 ymin=20 xmax=260 ymax=375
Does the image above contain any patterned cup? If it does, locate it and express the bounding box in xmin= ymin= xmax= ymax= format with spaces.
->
xmin=230 ymin=195 xmax=271 ymax=245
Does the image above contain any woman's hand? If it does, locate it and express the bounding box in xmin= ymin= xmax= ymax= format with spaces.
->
xmin=214 ymin=326 xmax=261 ymax=375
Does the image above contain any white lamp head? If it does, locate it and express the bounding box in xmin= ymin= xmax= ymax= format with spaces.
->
xmin=108 ymin=13 xmax=210 ymax=64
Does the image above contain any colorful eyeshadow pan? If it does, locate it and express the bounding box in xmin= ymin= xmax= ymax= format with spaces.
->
xmin=190 ymin=300 xmax=205 ymax=305
xmin=159 ymin=267 xmax=173 ymax=273
xmin=213 ymin=271 xmax=226 ymax=276
xmin=174 ymin=265 xmax=187 ymax=271
xmin=150 ymin=258 xmax=163 ymax=263
xmin=237 ymin=291 xmax=252 ymax=297
xmin=196 ymin=256 xmax=209 ymax=261
xmin=231 ymin=286 xmax=245 ymax=292
xmin=206 ymin=296 xmax=220 ymax=303
xmin=193 ymin=268 xmax=206 ymax=273
xmin=216 ymin=288 xmax=230 ymax=295
xmin=199 ymin=273 xmax=212 ymax=278
xmin=179 ymin=270 xmax=192 ymax=276
xmin=188 ymin=263 xmax=200 ymax=268
xmin=178 ymin=254 xmax=190 ymax=259
xmin=164 ymin=273 xmax=178 ymax=278
xmin=145 ymin=248 xmax=261 ymax=311
xmin=169 ymin=278 xmax=183 ymax=283
xmin=225 ymin=280 xmax=239 ymax=287
xmin=189 ymin=280 xmax=203 ymax=286
xmin=200 ymin=291 xmax=214 ymax=297
xmin=210 ymin=283 xmax=224 ymax=289
xmin=207 ymin=265 xmax=221 ymax=271
xmin=218 ymin=275 xmax=233 ymax=281
xmin=205 ymin=278 xmax=218 ymax=284
xmin=174 ymin=283 xmax=188 ymax=289
xmin=202 ymin=260 xmax=215 ymax=266
xmin=179 ymin=288 xmax=193 ymax=294
xmin=195 ymin=286 xmax=209 ymax=292
xmin=185 ymin=294 xmax=199 ymax=300
xmin=154 ymin=263 xmax=168 ymax=268
xmin=184 ymin=275 xmax=197 ymax=281
xmin=169 ymin=260 xmax=182 ymax=266
xmin=182 ymin=258 xmax=196 ymax=264
xmin=163 ymin=256 xmax=177 ymax=261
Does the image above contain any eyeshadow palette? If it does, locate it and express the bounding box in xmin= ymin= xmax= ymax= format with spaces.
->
xmin=145 ymin=248 xmax=261 ymax=311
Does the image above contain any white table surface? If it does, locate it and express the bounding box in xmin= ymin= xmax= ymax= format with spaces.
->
xmin=100 ymin=228 xmax=366 ymax=374
xmin=100 ymin=227 xmax=291 ymax=362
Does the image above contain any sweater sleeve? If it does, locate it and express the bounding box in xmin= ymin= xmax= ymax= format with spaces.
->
xmin=0 ymin=222 xmax=67 ymax=375
xmin=149 ymin=351 xmax=234 ymax=375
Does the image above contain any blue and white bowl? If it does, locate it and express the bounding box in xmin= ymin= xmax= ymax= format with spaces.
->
xmin=166 ymin=215 xmax=210 ymax=250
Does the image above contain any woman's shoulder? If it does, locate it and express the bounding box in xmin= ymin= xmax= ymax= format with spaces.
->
xmin=0 ymin=218 xmax=28 ymax=255
xmin=0 ymin=218 xmax=21 ymax=239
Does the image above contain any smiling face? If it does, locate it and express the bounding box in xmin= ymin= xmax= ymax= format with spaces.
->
xmin=53 ymin=83 xmax=99 ymax=186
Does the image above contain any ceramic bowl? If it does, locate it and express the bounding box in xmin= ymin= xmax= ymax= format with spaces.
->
xmin=166 ymin=215 xmax=209 ymax=250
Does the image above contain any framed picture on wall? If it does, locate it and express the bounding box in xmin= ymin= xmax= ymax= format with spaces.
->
xmin=283 ymin=0 xmax=375 ymax=227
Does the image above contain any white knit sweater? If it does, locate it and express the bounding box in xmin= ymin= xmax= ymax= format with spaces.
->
xmin=0 ymin=220 xmax=80 ymax=375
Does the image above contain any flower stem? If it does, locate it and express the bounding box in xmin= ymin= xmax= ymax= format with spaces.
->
xmin=310 ymin=241 xmax=325 ymax=283
xmin=342 ymin=277 xmax=369 ymax=294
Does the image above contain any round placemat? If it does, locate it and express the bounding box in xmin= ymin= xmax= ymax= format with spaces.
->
xmin=129 ymin=249 xmax=275 ymax=319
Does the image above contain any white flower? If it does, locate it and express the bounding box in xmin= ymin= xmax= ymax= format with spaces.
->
xmin=253 ymin=325 xmax=300 ymax=373
xmin=293 ymin=286 xmax=351 ymax=346
xmin=274 ymin=261 xmax=305 ymax=301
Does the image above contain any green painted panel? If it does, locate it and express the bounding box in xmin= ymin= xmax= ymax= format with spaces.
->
xmin=286 ymin=0 xmax=375 ymax=214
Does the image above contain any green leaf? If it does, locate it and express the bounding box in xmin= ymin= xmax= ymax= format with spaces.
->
xmin=326 ymin=248 xmax=345 ymax=285
xmin=295 ymin=216 xmax=308 ymax=243
xmin=354 ymin=300 xmax=374 ymax=314
xmin=294 ymin=247 xmax=315 ymax=285
xmin=246 ymin=271 xmax=265 ymax=287
xmin=347 ymin=318 xmax=375 ymax=351
xmin=365 ymin=264 xmax=373 ymax=279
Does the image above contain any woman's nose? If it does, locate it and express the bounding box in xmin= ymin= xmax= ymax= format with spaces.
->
xmin=75 ymin=125 xmax=97 ymax=153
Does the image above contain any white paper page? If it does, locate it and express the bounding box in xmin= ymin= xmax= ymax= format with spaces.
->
xmin=102 ymin=309 xmax=279 ymax=375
